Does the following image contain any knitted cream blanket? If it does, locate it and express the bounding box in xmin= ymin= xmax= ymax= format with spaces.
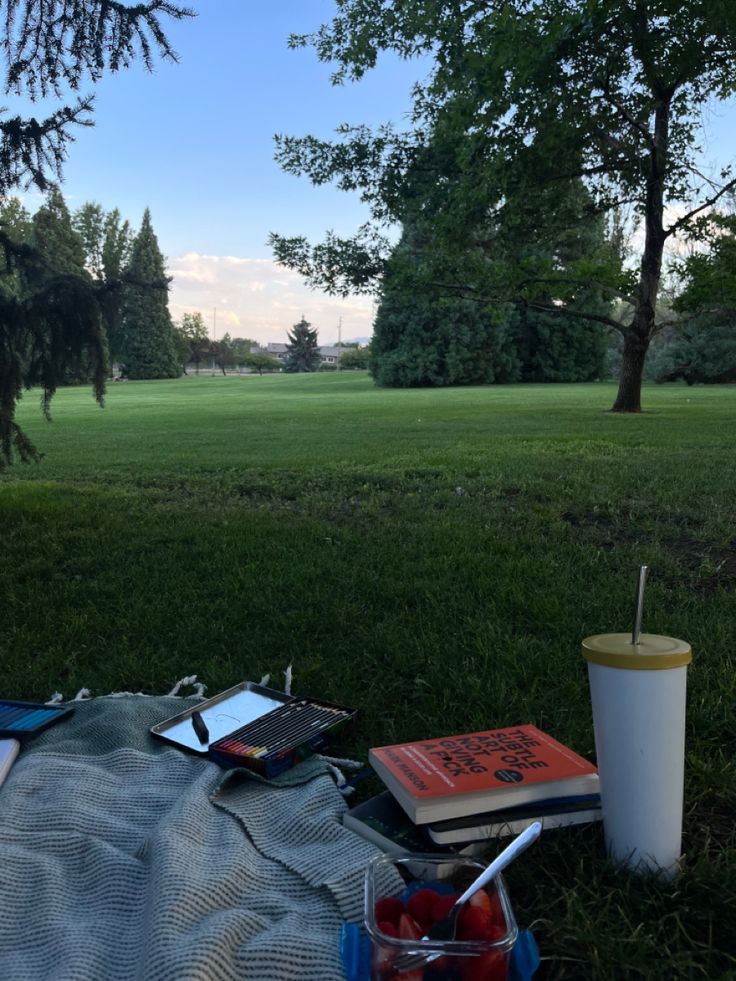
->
xmin=0 ymin=694 xmax=386 ymax=980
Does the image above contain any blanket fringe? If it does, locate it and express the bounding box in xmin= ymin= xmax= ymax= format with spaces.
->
xmin=318 ymin=754 xmax=363 ymax=797
xmin=45 ymin=668 xmax=300 ymax=705
xmin=166 ymin=675 xmax=206 ymax=698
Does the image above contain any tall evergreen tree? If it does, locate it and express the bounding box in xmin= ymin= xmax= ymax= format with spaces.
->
xmin=372 ymin=291 xmax=519 ymax=387
xmin=0 ymin=197 xmax=32 ymax=299
xmin=284 ymin=317 xmax=321 ymax=372
xmin=1 ymin=191 xmax=107 ymax=462
xmin=510 ymin=305 xmax=607 ymax=382
xmin=371 ymin=181 xmax=610 ymax=386
xmin=74 ymin=203 xmax=133 ymax=364
xmin=371 ymin=223 xmax=519 ymax=387
xmin=654 ymin=315 xmax=736 ymax=385
xmin=658 ymin=214 xmax=736 ymax=383
xmin=30 ymin=188 xmax=87 ymax=278
xmin=120 ymin=209 xmax=180 ymax=380
xmin=27 ymin=188 xmax=102 ymax=384
xmin=73 ymin=202 xmax=105 ymax=278
xmin=509 ymin=183 xmax=612 ymax=382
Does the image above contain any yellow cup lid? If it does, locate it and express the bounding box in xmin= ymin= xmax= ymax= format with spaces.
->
xmin=582 ymin=633 xmax=692 ymax=671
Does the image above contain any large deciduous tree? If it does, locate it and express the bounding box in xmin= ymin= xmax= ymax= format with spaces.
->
xmin=120 ymin=209 xmax=180 ymax=380
xmin=0 ymin=0 xmax=193 ymax=467
xmin=271 ymin=1 xmax=736 ymax=412
xmin=174 ymin=311 xmax=211 ymax=374
xmin=242 ymin=351 xmax=282 ymax=376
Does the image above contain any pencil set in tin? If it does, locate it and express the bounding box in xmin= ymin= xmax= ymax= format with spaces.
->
xmin=150 ymin=682 xmax=356 ymax=778
xmin=209 ymin=698 xmax=355 ymax=776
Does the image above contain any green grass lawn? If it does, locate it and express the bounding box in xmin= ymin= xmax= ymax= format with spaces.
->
xmin=2 ymin=373 xmax=735 ymax=978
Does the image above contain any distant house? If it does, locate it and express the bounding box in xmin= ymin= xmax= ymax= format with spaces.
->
xmin=318 ymin=346 xmax=341 ymax=365
xmin=262 ymin=342 xmax=343 ymax=366
xmin=265 ymin=343 xmax=289 ymax=363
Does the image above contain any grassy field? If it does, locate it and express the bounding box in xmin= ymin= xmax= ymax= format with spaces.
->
xmin=2 ymin=373 xmax=735 ymax=979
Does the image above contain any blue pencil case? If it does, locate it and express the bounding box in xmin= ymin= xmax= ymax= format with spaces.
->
xmin=0 ymin=700 xmax=74 ymax=740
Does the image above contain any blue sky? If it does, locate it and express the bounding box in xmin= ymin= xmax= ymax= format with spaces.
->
xmin=23 ymin=2 xmax=428 ymax=345
xmin=14 ymin=2 xmax=736 ymax=345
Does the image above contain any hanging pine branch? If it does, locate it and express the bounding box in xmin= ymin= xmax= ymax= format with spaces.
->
xmin=3 ymin=1 xmax=193 ymax=98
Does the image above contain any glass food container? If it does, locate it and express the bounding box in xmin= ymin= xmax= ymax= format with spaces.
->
xmin=364 ymin=853 xmax=518 ymax=981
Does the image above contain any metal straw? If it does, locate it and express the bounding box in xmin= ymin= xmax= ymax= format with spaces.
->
xmin=631 ymin=565 xmax=649 ymax=645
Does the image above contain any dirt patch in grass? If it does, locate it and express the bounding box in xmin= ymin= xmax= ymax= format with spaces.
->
xmin=561 ymin=507 xmax=736 ymax=590
xmin=664 ymin=537 xmax=736 ymax=592
xmin=560 ymin=509 xmax=630 ymax=551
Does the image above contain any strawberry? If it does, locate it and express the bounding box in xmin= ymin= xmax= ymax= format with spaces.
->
xmin=374 ymin=896 xmax=405 ymax=928
xmin=462 ymin=950 xmax=508 ymax=981
xmin=488 ymin=889 xmax=505 ymax=928
xmin=388 ymin=914 xmax=424 ymax=981
xmin=469 ymin=887 xmax=506 ymax=928
xmin=377 ymin=920 xmax=398 ymax=938
xmin=407 ymin=887 xmax=440 ymax=930
xmin=397 ymin=911 xmax=423 ymax=941
xmin=431 ymin=893 xmax=461 ymax=924
xmin=468 ymin=888 xmax=493 ymax=916
xmin=458 ymin=906 xmax=495 ymax=942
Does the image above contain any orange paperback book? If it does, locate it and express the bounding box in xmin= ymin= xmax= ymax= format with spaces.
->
xmin=369 ymin=724 xmax=599 ymax=824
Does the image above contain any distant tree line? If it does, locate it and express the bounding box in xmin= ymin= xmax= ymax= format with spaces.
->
xmin=173 ymin=313 xmax=280 ymax=376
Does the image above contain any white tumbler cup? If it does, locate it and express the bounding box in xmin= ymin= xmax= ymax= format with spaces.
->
xmin=582 ymin=632 xmax=692 ymax=877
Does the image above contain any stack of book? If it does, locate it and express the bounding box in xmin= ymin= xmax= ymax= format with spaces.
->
xmin=344 ymin=724 xmax=601 ymax=852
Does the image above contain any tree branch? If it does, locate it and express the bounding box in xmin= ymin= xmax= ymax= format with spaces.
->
xmin=524 ymin=299 xmax=626 ymax=332
xmin=683 ymin=162 xmax=732 ymax=194
xmin=664 ymin=178 xmax=736 ymax=238
xmin=651 ymin=317 xmax=679 ymax=334
xmin=515 ymin=276 xmax=638 ymax=307
xmin=425 ymin=279 xmax=628 ymax=332
xmin=594 ymin=81 xmax=655 ymax=149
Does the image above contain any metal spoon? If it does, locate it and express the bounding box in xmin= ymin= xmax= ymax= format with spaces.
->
xmin=392 ymin=820 xmax=542 ymax=974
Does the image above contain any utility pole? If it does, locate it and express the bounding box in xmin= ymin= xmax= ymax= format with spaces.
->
xmin=212 ymin=307 xmax=217 ymax=374
xmin=337 ymin=315 xmax=342 ymax=372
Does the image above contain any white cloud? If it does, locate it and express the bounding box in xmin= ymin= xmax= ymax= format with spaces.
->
xmin=167 ymin=252 xmax=375 ymax=344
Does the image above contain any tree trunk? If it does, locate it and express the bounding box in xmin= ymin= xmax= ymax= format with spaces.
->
xmin=611 ymin=91 xmax=672 ymax=413
xmin=611 ymin=330 xmax=648 ymax=412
